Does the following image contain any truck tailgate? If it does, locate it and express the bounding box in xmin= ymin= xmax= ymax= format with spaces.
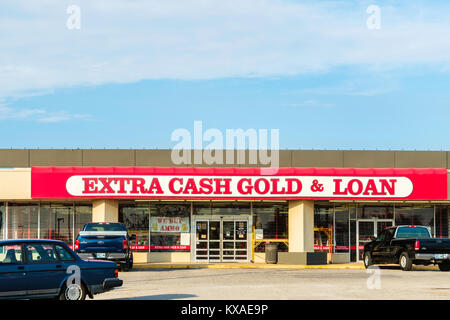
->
xmin=78 ymin=231 xmax=126 ymax=252
xmin=418 ymin=238 xmax=450 ymax=254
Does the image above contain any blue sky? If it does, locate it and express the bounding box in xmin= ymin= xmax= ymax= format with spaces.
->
xmin=1 ymin=0 xmax=450 ymax=150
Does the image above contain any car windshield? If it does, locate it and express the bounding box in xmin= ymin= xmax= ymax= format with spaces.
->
xmin=84 ymin=223 xmax=126 ymax=232
xmin=396 ymin=226 xmax=431 ymax=239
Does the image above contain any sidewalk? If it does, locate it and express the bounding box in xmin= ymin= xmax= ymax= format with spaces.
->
xmin=133 ymin=262 xmax=365 ymax=270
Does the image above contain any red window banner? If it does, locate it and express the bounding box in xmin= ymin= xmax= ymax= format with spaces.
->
xmin=129 ymin=245 xmax=190 ymax=250
xmin=314 ymin=245 xmax=363 ymax=251
xmin=31 ymin=167 xmax=448 ymax=201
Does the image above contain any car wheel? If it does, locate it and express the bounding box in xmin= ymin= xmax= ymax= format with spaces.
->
xmin=363 ymin=252 xmax=372 ymax=269
xmin=438 ymin=262 xmax=450 ymax=271
xmin=59 ymin=283 xmax=87 ymax=301
xmin=399 ymin=252 xmax=413 ymax=271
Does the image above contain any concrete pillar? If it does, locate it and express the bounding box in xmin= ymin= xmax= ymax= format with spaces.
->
xmin=92 ymin=200 xmax=119 ymax=222
xmin=288 ymin=200 xmax=314 ymax=252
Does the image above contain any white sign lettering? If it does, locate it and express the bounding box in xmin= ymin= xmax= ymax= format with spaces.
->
xmin=65 ymin=175 xmax=414 ymax=199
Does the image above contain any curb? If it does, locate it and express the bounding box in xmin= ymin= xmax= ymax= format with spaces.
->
xmin=132 ymin=263 xmax=365 ymax=270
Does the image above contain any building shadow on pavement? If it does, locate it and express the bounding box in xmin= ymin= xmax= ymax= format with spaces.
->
xmin=130 ymin=268 xmax=190 ymax=272
xmin=378 ymin=265 xmax=440 ymax=272
xmin=112 ymin=293 xmax=198 ymax=300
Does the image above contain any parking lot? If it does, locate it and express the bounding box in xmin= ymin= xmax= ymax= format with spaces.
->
xmin=95 ymin=266 xmax=450 ymax=300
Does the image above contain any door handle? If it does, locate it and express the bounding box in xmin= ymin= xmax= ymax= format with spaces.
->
xmin=56 ymin=265 xmax=62 ymax=268
xmin=17 ymin=266 xmax=25 ymax=270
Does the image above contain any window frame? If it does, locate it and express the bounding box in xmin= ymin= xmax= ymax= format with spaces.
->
xmin=394 ymin=226 xmax=431 ymax=239
xmin=376 ymin=230 xmax=387 ymax=242
xmin=0 ymin=243 xmax=25 ymax=265
xmin=54 ymin=243 xmax=76 ymax=262
xmin=386 ymin=228 xmax=395 ymax=241
xmin=24 ymin=242 xmax=63 ymax=264
xmin=84 ymin=222 xmax=126 ymax=232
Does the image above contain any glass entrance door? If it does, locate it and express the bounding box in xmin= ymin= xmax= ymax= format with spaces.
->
xmin=222 ymin=220 xmax=248 ymax=261
xmin=222 ymin=221 xmax=234 ymax=261
xmin=194 ymin=218 xmax=249 ymax=262
xmin=208 ymin=221 xmax=220 ymax=262
xmin=357 ymin=219 xmax=393 ymax=261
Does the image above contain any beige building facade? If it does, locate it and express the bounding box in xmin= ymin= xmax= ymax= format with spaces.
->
xmin=0 ymin=149 xmax=449 ymax=264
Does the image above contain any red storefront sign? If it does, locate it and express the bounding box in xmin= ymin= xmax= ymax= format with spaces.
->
xmin=31 ymin=167 xmax=448 ymax=200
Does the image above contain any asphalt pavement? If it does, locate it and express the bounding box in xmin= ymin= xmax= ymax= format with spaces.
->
xmin=94 ymin=266 xmax=450 ymax=300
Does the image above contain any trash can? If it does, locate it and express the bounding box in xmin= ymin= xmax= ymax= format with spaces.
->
xmin=265 ymin=242 xmax=278 ymax=264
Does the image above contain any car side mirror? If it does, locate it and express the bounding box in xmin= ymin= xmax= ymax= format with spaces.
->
xmin=130 ymin=234 xmax=136 ymax=241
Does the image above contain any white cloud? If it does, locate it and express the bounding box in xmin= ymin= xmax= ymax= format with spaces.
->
xmin=291 ymin=82 xmax=397 ymax=97
xmin=1 ymin=0 xmax=450 ymax=98
xmin=37 ymin=112 xmax=92 ymax=123
xmin=285 ymin=100 xmax=334 ymax=108
xmin=0 ymin=104 xmax=45 ymax=120
xmin=0 ymin=102 xmax=92 ymax=122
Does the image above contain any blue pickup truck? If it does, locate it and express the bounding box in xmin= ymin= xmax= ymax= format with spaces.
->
xmin=75 ymin=222 xmax=135 ymax=271
xmin=0 ymin=239 xmax=122 ymax=300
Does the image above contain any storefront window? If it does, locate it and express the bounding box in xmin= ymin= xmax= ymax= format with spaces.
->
xmin=75 ymin=205 xmax=92 ymax=238
xmin=194 ymin=201 xmax=251 ymax=215
xmin=394 ymin=206 xmax=411 ymax=225
xmin=8 ymin=204 xmax=38 ymax=239
xmin=150 ymin=203 xmax=190 ymax=252
xmin=40 ymin=204 xmax=73 ymax=244
xmin=119 ymin=204 xmax=149 ymax=252
xmin=412 ymin=206 xmax=435 ymax=235
xmin=252 ymin=202 xmax=288 ymax=253
xmin=0 ymin=203 xmax=4 ymax=240
xmin=334 ymin=205 xmax=349 ymax=253
xmin=348 ymin=205 xmax=357 ymax=261
xmin=120 ymin=202 xmax=191 ymax=253
xmin=314 ymin=204 xmax=333 ymax=252
xmin=193 ymin=202 xmax=212 ymax=215
xmin=395 ymin=205 xmax=435 ymax=235
xmin=211 ymin=202 xmax=250 ymax=215
xmin=313 ymin=203 xmax=441 ymax=262
xmin=435 ymin=206 xmax=449 ymax=238
xmin=357 ymin=205 xmax=393 ymax=220
xmin=5 ymin=203 xmax=90 ymax=246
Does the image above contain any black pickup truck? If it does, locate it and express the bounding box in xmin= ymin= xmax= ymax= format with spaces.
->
xmin=363 ymin=225 xmax=450 ymax=271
